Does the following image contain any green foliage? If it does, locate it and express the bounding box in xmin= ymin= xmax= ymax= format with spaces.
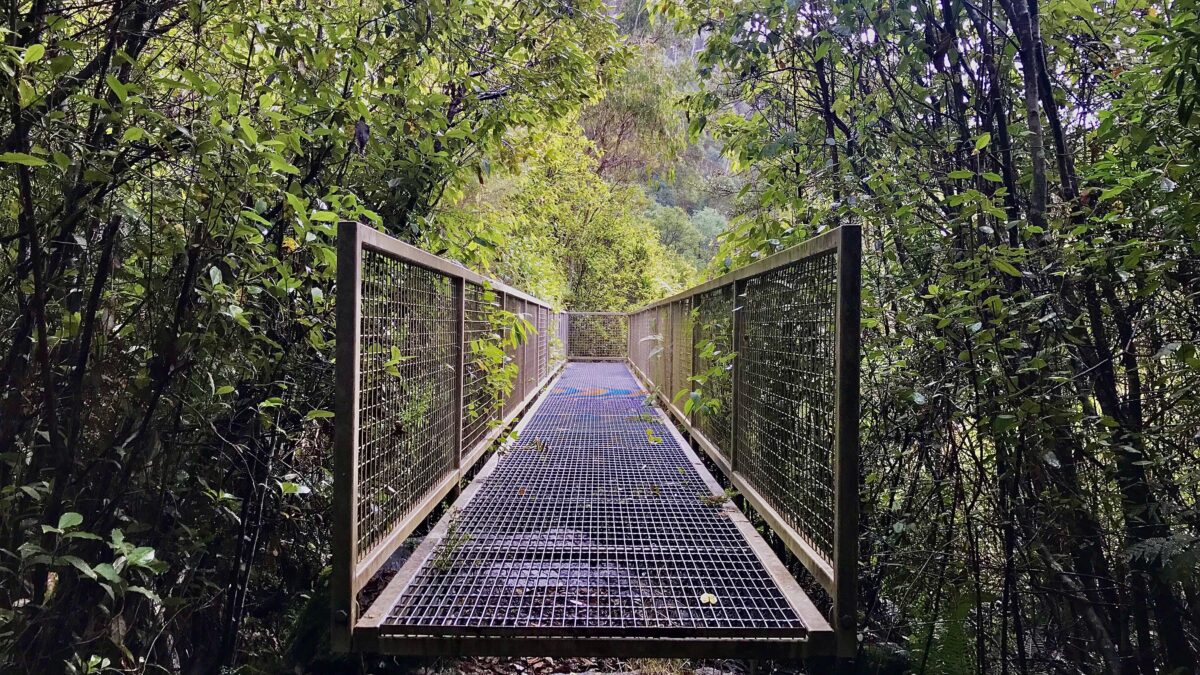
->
xmin=0 ymin=0 xmax=621 ymax=669
xmin=645 ymin=203 xmax=709 ymax=266
xmin=445 ymin=128 xmax=697 ymax=310
xmin=582 ymin=43 xmax=685 ymax=181
xmin=655 ymin=0 xmax=1200 ymax=669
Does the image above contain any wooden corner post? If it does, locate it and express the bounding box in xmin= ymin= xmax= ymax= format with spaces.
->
xmin=832 ymin=224 xmax=861 ymax=659
xmin=332 ymin=221 xmax=363 ymax=651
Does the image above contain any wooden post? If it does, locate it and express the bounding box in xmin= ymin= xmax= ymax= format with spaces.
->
xmin=832 ymin=224 xmax=862 ymax=660
xmin=664 ymin=302 xmax=674 ymax=406
xmin=332 ymin=221 xmax=362 ymax=651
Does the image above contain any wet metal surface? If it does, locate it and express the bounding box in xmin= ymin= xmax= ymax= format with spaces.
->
xmin=382 ymin=363 xmax=805 ymax=638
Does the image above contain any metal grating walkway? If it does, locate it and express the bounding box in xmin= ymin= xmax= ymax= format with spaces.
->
xmin=361 ymin=362 xmax=830 ymax=656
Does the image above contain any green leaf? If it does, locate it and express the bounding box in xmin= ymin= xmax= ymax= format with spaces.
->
xmin=238 ymin=116 xmax=258 ymax=144
xmin=60 ymin=555 xmax=96 ymax=579
xmin=974 ymin=132 xmax=991 ymax=152
xmin=304 ymin=409 xmax=334 ymax=420
xmin=993 ymin=414 xmax=1018 ymax=432
xmin=23 ymin=44 xmax=45 ymax=64
xmin=992 ymin=259 xmax=1023 ymax=277
xmin=128 ymin=585 xmax=162 ymax=603
xmin=106 ymin=75 xmax=127 ymax=103
xmin=268 ymin=154 xmax=299 ymax=175
xmin=0 ymin=152 xmax=47 ymax=167
xmin=279 ymin=481 xmax=311 ymax=495
xmin=58 ymin=512 xmax=83 ymax=530
xmin=126 ymin=546 xmax=157 ymax=567
xmin=948 ymin=170 xmax=973 ymax=179
xmin=240 ymin=209 xmax=271 ymax=226
xmin=93 ymin=563 xmax=122 ymax=584
xmin=215 ymin=385 xmax=236 ymax=395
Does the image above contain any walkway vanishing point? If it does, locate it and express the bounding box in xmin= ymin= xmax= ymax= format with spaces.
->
xmin=332 ymin=222 xmax=861 ymax=661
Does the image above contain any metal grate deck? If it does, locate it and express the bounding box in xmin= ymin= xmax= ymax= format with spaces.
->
xmin=362 ymin=363 xmax=829 ymax=654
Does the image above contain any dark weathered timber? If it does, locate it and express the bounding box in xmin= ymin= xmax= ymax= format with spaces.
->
xmin=627 ymin=226 xmax=861 ymax=658
xmin=334 ymin=222 xmax=565 ymax=653
xmin=833 ymin=224 xmax=861 ymax=656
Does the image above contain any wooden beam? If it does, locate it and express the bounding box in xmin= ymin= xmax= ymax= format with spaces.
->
xmin=332 ymin=221 xmax=362 ymax=651
xmin=832 ymin=224 xmax=862 ymax=659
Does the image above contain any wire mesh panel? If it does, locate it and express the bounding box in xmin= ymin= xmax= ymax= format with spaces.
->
xmin=628 ymin=310 xmax=653 ymax=376
xmin=737 ymin=251 xmax=838 ymax=559
xmin=651 ymin=306 xmax=668 ymax=387
xmin=503 ymin=294 xmax=524 ymax=417
xmin=463 ymin=283 xmax=500 ymax=458
xmin=550 ymin=312 xmax=567 ymax=366
xmin=356 ymin=250 xmax=458 ymax=558
xmin=382 ymin=363 xmax=805 ymax=638
xmin=621 ymin=227 xmax=860 ymax=656
xmin=523 ymin=300 xmax=539 ymax=396
xmin=668 ymin=299 xmax=693 ymax=410
xmin=335 ymin=223 xmax=565 ymax=650
xmin=537 ymin=307 xmax=548 ymax=382
xmin=694 ymin=286 xmax=734 ymax=460
xmin=567 ymin=313 xmax=628 ymax=359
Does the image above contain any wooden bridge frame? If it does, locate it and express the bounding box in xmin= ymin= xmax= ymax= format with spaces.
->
xmin=333 ymin=223 xmax=566 ymax=650
xmin=626 ymin=226 xmax=860 ymax=657
xmin=334 ymin=221 xmax=861 ymax=658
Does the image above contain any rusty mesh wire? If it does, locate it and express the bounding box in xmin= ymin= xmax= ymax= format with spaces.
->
xmin=537 ymin=306 xmax=549 ymax=382
xmin=463 ymin=283 xmax=500 ymax=457
xmin=651 ymin=306 xmax=668 ymax=386
xmin=668 ymin=300 xmax=693 ymax=406
xmin=383 ymin=363 xmax=804 ymax=636
xmin=567 ymin=313 xmax=628 ymax=359
xmin=550 ymin=312 xmax=567 ymax=366
xmin=503 ymin=295 xmax=523 ymax=416
xmin=357 ymin=250 xmax=458 ymax=557
xmin=736 ymin=251 xmax=838 ymax=559
xmin=628 ymin=310 xmax=654 ymax=376
xmin=694 ymin=286 xmax=734 ymax=460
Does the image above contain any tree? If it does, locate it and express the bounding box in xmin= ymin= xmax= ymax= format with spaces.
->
xmin=581 ymin=44 xmax=684 ymax=181
xmin=0 ymin=0 xmax=620 ymax=669
xmin=646 ymin=203 xmax=706 ymax=265
xmin=445 ymin=129 xmax=696 ymax=310
xmin=654 ymin=0 xmax=1200 ymax=670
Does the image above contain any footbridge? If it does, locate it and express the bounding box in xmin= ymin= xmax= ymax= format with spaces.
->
xmin=332 ymin=223 xmax=861 ymax=660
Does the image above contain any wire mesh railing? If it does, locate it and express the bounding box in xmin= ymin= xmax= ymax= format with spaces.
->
xmin=565 ymin=311 xmax=628 ymax=360
xmin=625 ymin=226 xmax=860 ymax=655
xmin=334 ymin=222 xmax=564 ymax=648
xmin=334 ymin=224 xmax=859 ymax=656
